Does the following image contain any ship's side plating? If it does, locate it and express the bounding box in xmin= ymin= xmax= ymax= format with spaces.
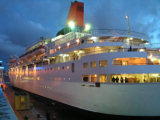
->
xmin=9 ymin=34 xmax=160 ymax=116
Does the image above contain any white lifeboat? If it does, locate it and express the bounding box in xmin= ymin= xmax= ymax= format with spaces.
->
xmin=33 ymin=45 xmax=45 ymax=56
xmin=25 ymin=51 xmax=33 ymax=59
xmin=9 ymin=59 xmax=17 ymax=63
xmin=9 ymin=55 xmax=18 ymax=63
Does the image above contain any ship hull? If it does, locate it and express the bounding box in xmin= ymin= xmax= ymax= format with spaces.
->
xmin=9 ymin=76 xmax=160 ymax=116
xmin=9 ymin=52 xmax=160 ymax=116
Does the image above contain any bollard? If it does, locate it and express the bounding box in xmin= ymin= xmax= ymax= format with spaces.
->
xmin=24 ymin=115 xmax=28 ymax=120
xmin=52 ymin=116 xmax=56 ymax=120
xmin=37 ymin=113 xmax=40 ymax=118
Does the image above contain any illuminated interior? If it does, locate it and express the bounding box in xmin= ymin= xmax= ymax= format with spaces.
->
xmin=110 ymin=73 xmax=160 ymax=83
xmin=113 ymin=57 xmax=147 ymax=65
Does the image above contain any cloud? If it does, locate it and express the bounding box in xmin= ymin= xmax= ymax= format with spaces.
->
xmin=1 ymin=0 xmax=160 ymax=70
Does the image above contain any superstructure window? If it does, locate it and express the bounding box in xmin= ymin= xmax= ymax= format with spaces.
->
xmin=54 ymin=67 xmax=56 ymax=70
xmin=82 ymin=75 xmax=88 ymax=82
xmin=67 ymin=66 xmax=69 ymax=69
xmin=90 ymin=74 xmax=97 ymax=82
xmin=99 ymin=60 xmax=107 ymax=67
xmin=62 ymin=66 xmax=64 ymax=69
xmin=58 ymin=67 xmax=60 ymax=70
xmin=83 ymin=63 xmax=88 ymax=68
xmin=91 ymin=62 xmax=96 ymax=68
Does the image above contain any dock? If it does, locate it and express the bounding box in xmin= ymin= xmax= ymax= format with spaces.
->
xmin=3 ymin=86 xmax=48 ymax=120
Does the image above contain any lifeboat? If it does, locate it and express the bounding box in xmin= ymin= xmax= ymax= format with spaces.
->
xmin=9 ymin=55 xmax=19 ymax=63
xmin=9 ymin=59 xmax=17 ymax=63
xmin=25 ymin=51 xmax=33 ymax=59
xmin=9 ymin=58 xmax=17 ymax=63
xmin=33 ymin=45 xmax=45 ymax=56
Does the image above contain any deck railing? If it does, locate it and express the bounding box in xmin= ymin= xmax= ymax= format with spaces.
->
xmin=113 ymin=63 xmax=160 ymax=66
xmin=86 ymin=29 xmax=149 ymax=40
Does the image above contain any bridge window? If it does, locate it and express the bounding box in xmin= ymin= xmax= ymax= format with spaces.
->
xmin=91 ymin=62 xmax=96 ymax=68
xmin=99 ymin=60 xmax=107 ymax=67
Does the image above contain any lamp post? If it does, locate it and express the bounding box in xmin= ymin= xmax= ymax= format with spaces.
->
xmin=126 ymin=15 xmax=130 ymax=35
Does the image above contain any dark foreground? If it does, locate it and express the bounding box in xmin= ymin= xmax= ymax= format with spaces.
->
xmin=4 ymin=76 xmax=160 ymax=120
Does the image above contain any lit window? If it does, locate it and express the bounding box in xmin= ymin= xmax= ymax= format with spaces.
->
xmin=83 ymin=63 xmax=88 ymax=68
xmin=64 ymin=78 xmax=65 ymax=80
xmin=99 ymin=74 xmax=107 ymax=83
xmin=58 ymin=67 xmax=60 ymax=70
xmin=91 ymin=61 xmax=96 ymax=68
xmin=69 ymin=78 xmax=70 ymax=80
xmin=99 ymin=60 xmax=107 ymax=67
xmin=67 ymin=66 xmax=69 ymax=69
xmin=90 ymin=74 xmax=97 ymax=82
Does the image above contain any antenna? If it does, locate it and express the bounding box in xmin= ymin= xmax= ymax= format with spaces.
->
xmin=126 ymin=14 xmax=130 ymax=35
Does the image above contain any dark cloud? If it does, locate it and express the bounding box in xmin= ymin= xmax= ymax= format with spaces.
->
xmin=1 ymin=0 xmax=160 ymax=70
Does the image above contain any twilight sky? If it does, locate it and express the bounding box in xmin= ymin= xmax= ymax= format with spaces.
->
xmin=1 ymin=0 xmax=160 ymax=70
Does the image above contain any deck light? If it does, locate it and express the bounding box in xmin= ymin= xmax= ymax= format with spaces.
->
xmin=130 ymin=38 xmax=133 ymax=40
xmin=76 ymin=39 xmax=79 ymax=42
xmin=91 ymin=37 xmax=97 ymax=40
xmin=96 ymin=47 xmax=99 ymax=48
xmin=95 ymin=74 xmax=97 ymax=77
xmin=67 ymin=43 xmax=70 ymax=46
xmin=58 ymin=46 xmax=61 ymax=49
xmin=68 ymin=21 xmax=75 ymax=29
xmin=152 ymin=74 xmax=158 ymax=76
xmin=139 ymin=49 xmax=144 ymax=52
xmin=74 ymin=51 xmax=77 ymax=53
xmin=85 ymin=24 xmax=91 ymax=31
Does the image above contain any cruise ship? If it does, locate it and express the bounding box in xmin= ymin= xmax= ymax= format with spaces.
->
xmin=8 ymin=1 xmax=160 ymax=116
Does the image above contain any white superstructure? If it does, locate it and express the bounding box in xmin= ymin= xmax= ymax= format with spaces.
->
xmin=8 ymin=1 xmax=160 ymax=117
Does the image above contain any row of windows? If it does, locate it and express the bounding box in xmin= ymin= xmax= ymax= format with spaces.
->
xmin=44 ymin=66 xmax=69 ymax=71
xmin=38 ymin=85 xmax=52 ymax=89
xmin=83 ymin=60 xmax=107 ymax=68
xmin=82 ymin=74 xmax=107 ymax=83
